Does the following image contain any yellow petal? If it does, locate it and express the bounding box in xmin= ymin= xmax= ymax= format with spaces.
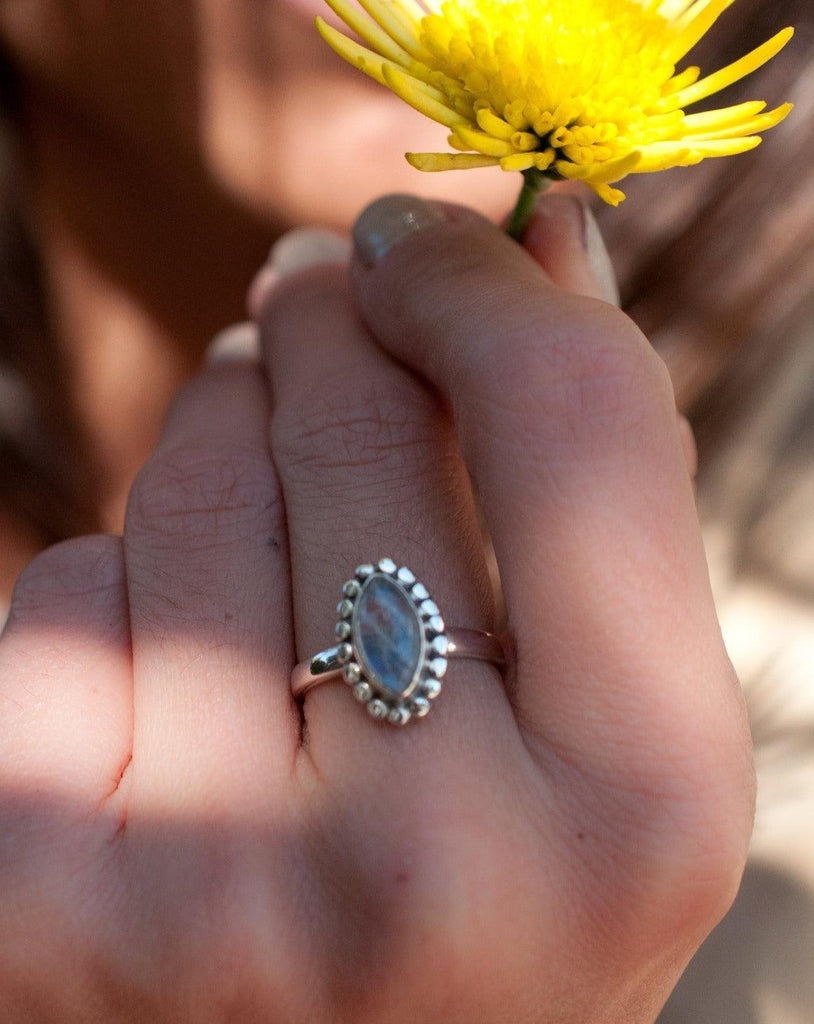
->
xmin=323 ymin=0 xmax=414 ymax=66
xmin=315 ymin=19 xmax=387 ymax=85
xmin=668 ymin=0 xmax=737 ymax=63
xmin=662 ymin=65 xmax=701 ymax=95
xmin=406 ymin=152 xmax=501 ymax=170
xmin=382 ymin=64 xmax=470 ymax=129
xmin=534 ymin=150 xmax=556 ymax=172
xmin=454 ymin=125 xmax=516 ymax=157
xmin=391 ymin=0 xmax=427 ymax=22
xmin=657 ymin=0 xmax=696 ymax=22
xmin=662 ymin=27 xmax=794 ymax=110
xmin=590 ymin=183 xmax=627 ymax=206
xmin=447 ymin=132 xmax=471 ymax=151
xmin=499 ymin=153 xmax=538 ymax=171
xmin=556 ymin=150 xmax=642 ymax=183
xmin=355 ymin=0 xmax=425 ymax=59
xmin=511 ymin=131 xmax=540 ymax=152
xmin=634 ymin=143 xmax=697 ymax=172
xmin=683 ymin=103 xmax=792 ymax=141
xmin=475 ymin=107 xmax=516 ymax=141
xmin=684 ymin=136 xmax=763 ymax=158
xmin=680 ymin=100 xmax=766 ymax=132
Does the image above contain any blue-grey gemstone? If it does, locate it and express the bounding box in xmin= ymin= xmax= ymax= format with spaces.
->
xmin=353 ymin=574 xmax=422 ymax=696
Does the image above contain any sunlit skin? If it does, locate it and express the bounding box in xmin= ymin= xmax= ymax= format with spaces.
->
xmin=0 ymin=2 xmax=753 ymax=1020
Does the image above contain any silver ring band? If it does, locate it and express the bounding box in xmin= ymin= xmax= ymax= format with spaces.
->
xmin=289 ymin=558 xmax=506 ymax=726
xmin=292 ymin=627 xmax=505 ymax=698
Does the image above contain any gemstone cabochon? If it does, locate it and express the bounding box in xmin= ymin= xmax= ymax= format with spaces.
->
xmin=352 ymin=574 xmax=423 ymax=697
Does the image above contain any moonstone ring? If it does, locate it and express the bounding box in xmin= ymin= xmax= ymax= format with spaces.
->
xmin=290 ymin=558 xmax=506 ymax=726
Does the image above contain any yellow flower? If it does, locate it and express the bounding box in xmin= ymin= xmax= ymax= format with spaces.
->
xmin=316 ymin=0 xmax=793 ymax=205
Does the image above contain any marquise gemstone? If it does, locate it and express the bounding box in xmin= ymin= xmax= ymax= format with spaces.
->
xmin=353 ymin=574 xmax=422 ymax=696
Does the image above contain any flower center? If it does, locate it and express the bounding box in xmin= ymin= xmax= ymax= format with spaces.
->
xmin=419 ymin=0 xmax=675 ymax=166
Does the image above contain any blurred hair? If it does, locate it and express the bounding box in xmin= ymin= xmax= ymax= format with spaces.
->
xmin=595 ymin=0 xmax=814 ymax=618
xmin=1 ymin=55 xmax=96 ymax=541
xmin=598 ymin=0 xmax=813 ymax=427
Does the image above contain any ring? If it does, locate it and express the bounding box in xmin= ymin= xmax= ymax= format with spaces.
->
xmin=291 ymin=558 xmax=506 ymax=726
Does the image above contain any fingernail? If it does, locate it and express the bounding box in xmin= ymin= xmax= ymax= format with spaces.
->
xmin=582 ymin=204 xmax=620 ymax=307
xmin=247 ymin=228 xmax=350 ymax=317
xmin=205 ymin=321 xmax=260 ymax=364
xmin=676 ymin=413 xmax=698 ymax=480
xmin=353 ymin=194 xmax=445 ymax=266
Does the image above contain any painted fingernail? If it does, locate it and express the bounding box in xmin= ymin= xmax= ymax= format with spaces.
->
xmin=353 ymin=194 xmax=445 ymax=266
xmin=247 ymin=228 xmax=351 ymax=317
xmin=582 ymin=204 xmax=620 ymax=307
xmin=205 ymin=321 xmax=260 ymax=364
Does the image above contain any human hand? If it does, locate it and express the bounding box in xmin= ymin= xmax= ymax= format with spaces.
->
xmin=0 ymin=195 xmax=751 ymax=1022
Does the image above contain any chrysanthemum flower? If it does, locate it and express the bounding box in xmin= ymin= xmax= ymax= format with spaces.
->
xmin=316 ymin=0 xmax=793 ymax=208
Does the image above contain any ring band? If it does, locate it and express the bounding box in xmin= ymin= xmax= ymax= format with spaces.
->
xmin=290 ymin=558 xmax=506 ymax=726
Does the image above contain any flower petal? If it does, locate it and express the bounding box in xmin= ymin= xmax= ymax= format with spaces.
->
xmin=406 ymin=152 xmax=501 ymax=170
xmin=355 ymin=0 xmax=426 ymax=59
xmin=323 ymin=0 xmax=415 ymax=65
xmin=683 ymin=103 xmax=792 ymax=141
xmin=668 ymin=0 xmax=737 ymax=63
xmin=661 ymin=27 xmax=794 ymax=110
xmin=590 ymin=183 xmax=627 ymax=206
xmin=680 ymin=100 xmax=766 ymax=132
xmin=382 ymin=64 xmax=470 ymax=128
xmin=556 ymin=150 xmax=642 ymax=183
xmin=475 ymin=107 xmax=516 ymax=141
xmin=453 ymin=125 xmax=517 ymax=157
xmin=499 ymin=153 xmax=538 ymax=171
xmin=316 ymin=18 xmax=389 ymax=85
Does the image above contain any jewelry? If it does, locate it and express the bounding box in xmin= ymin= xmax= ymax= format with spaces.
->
xmin=291 ymin=558 xmax=505 ymax=726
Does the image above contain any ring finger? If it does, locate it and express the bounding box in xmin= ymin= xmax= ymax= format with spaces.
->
xmin=256 ymin=230 xmax=513 ymax=772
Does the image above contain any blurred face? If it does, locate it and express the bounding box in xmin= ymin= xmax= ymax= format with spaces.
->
xmin=0 ymin=0 xmax=515 ymax=227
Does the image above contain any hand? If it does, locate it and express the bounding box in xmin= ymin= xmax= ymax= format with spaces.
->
xmin=0 ymin=195 xmax=752 ymax=1023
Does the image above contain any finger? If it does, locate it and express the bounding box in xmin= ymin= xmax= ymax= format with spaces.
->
xmin=521 ymin=193 xmax=620 ymax=305
xmin=247 ymin=229 xmax=352 ymax=320
xmin=349 ymin=196 xmax=750 ymax=802
xmin=255 ymin=229 xmax=512 ymax=771
xmin=523 ymin=197 xmax=703 ymax=485
xmin=0 ymin=535 xmax=132 ymax=803
xmin=123 ymin=324 xmax=297 ymax=819
xmin=521 ymin=197 xmax=699 ymax=479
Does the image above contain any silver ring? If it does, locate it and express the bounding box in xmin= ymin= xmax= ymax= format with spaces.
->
xmin=290 ymin=558 xmax=506 ymax=726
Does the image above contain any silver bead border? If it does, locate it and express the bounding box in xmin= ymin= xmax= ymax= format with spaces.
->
xmin=334 ymin=558 xmax=448 ymax=727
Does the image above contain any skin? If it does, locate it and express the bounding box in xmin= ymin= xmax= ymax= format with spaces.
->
xmin=0 ymin=194 xmax=753 ymax=1022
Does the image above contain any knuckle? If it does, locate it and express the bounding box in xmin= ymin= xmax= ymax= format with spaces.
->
xmin=479 ymin=302 xmax=673 ymax=454
xmin=581 ymin=752 xmax=753 ymax=949
xmin=127 ymin=442 xmax=281 ymax=545
xmin=272 ymin=372 xmax=439 ymax=483
xmin=8 ymin=535 xmax=124 ymax=619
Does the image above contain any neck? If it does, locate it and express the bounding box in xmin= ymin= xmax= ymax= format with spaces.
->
xmin=18 ymin=83 xmax=279 ymax=529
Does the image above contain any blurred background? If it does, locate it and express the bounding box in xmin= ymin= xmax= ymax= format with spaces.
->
xmin=0 ymin=0 xmax=812 ymax=1019
xmin=597 ymin=3 xmax=814 ymax=1018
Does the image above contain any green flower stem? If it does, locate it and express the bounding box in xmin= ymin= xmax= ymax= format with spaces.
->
xmin=506 ymin=169 xmax=551 ymax=241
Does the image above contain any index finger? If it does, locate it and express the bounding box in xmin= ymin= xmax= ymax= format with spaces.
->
xmin=349 ymin=195 xmax=751 ymax=809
